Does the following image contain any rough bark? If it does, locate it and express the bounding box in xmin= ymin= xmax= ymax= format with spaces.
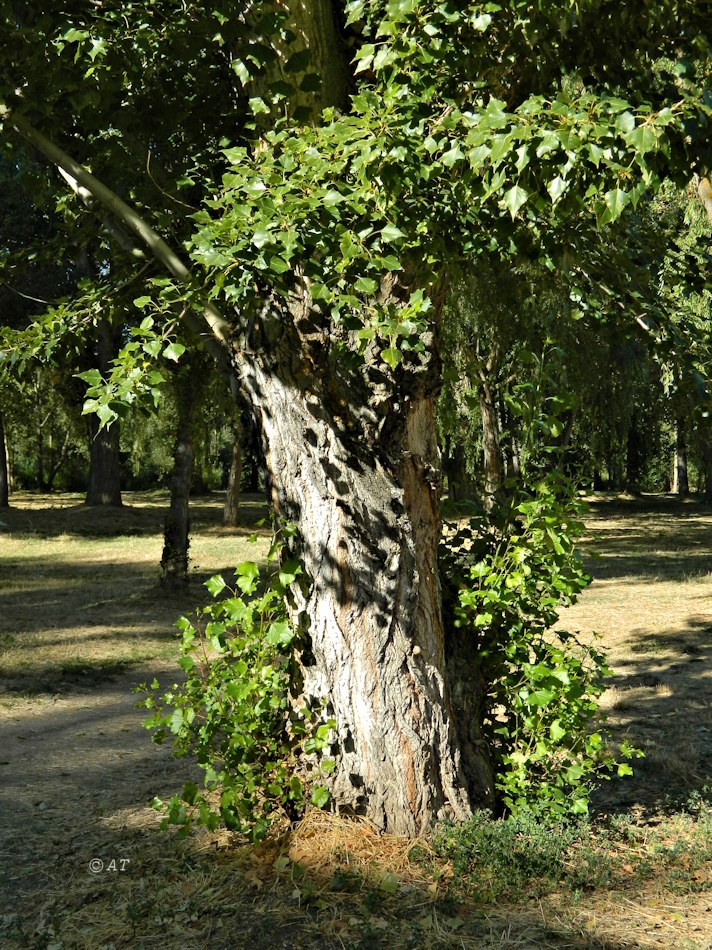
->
xmin=0 ymin=412 xmax=9 ymax=507
xmin=85 ymin=319 xmax=123 ymax=507
xmin=232 ymin=283 xmax=494 ymax=836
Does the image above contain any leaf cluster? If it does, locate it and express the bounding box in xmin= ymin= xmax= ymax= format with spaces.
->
xmin=138 ymin=523 xmax=334 ymax=842
xmin=441 ymin=349 xmax=642 ymax=818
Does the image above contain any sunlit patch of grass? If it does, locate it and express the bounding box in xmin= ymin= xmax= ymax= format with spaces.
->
xmin=0 ymin=491 xmax=271 ymax=695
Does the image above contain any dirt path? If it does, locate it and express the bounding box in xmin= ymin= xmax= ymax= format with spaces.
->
xmin=0 ymin=664 xmax=202 ymax=943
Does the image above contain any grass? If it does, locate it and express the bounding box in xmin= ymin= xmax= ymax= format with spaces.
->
xmin=1 ymin=490 xmax=712 ymax=949
xmin=0 ymin=490 xmax=270 ymax=694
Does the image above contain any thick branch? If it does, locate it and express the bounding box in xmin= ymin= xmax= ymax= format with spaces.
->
xmin=1 ymin=105 xmax=232 ymax=357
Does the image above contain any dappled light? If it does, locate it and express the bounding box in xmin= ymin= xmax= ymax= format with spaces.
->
xmin=1 ymin=493 xmax=712 ymax=947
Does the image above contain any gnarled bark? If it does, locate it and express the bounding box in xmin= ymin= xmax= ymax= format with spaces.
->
xmin=232 ymin=284 xmax=494 ymax=835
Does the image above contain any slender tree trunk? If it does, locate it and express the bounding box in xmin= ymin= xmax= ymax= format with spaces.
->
xmin=85 ymin=319 xmax=123 ymax=506
xmin=700 ymin=434 xmax=712 ymax=504
xmin=442 ymin=439 xmax=474 ymax=502
xmin=0 ymin=412 xmax=9 ymax=507
xmin=672 ymin=417 xmax=689 ymax=497
xmin=479 ymin=382 xmax=503 ymax=510
xmin=160 ymin=414 xmax=194 ymax=589
xmin=500 ymin=398 xmax=520 ymax=481
xmin=233 ymin=287 xmax=494 ymax=836
xmin=160 ymin=361 xmax=204 ymax=588
xmin=223 ymin=426 xmax=243 ymax=527
xmin=625 ymin=416 xmax=644 ymax=496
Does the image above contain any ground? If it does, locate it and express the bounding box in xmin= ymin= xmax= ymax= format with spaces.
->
xmin=0 ymin=491 xmax=711 ymax=949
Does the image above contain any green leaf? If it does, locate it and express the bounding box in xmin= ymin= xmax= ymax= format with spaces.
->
xmin=322 ymin=189 xmax=343 ymax=207
xmin=133 ymin=296 xmax=152 ymax=308
xmin=381 ymin=346 xmax=403 ymax=369
xmin=549 ymin=719 xmax=567 ymax=742
xmin=233 ymin=58 xmax=251 ymax=86
xmin=205 ymin=574 xmax=227 ymax=597
xmin=355 ymin=276 xmax=378 ymax=294
xmin=547 ymin=176 xmax=567 ymax=204
xmin=503 ymin=184 xmax=529 ymax=219
xmin=248 ymin=97 xmax=270 ymax=115
xmin=311 ymin=785 xmax=330 ymax=809
xmin=163 ymin=342 xmax=186 ymax=362
xmin=380 ymin=223 xmax=405 ymax=243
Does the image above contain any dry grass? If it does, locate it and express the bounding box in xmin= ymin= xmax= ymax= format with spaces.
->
xmin=1 ymin=491 xmax=712 ymax=949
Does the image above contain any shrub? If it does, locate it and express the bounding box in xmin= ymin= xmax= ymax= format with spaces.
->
xmin=138 ymin=523 xmax=334 ymax=841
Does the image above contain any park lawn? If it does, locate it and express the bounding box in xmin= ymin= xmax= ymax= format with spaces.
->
xmin=0 ymin=491 xmax=711 ymax=949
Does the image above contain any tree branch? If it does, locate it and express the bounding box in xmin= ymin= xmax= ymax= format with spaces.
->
xmin=1 ymin=104 xmax=232 ymax=358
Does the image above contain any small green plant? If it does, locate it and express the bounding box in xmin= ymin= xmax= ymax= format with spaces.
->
xmin=441 ymin=348 xmax=642 ymax=818
xmin=138 ymin=523 xmax=335 ymax=841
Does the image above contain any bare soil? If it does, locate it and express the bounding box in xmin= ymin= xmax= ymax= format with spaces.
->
xmin=0 ymin=491 xmax=711 ymax=949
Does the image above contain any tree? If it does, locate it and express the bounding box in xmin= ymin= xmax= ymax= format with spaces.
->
xmin=2 ymin=1 xmax=711 ymax=835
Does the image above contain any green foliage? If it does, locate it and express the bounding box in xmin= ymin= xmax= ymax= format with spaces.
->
xmin=441 ymin=350 xmax=642 ymax=818
xmin=138 ymin=525 xmax=334 ymax=841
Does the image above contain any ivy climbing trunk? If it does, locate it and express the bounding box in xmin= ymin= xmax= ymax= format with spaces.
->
xmin=232 ymin=287 xmax=494 ymax=836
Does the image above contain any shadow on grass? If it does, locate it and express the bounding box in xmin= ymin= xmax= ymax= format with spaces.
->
xmin=590 ymin=612 xmax=712 ymax=817
xmin=580 ymin=495 xmax=712 ymax=583
xmin=0 ymin=491 xmax=270 ymax=539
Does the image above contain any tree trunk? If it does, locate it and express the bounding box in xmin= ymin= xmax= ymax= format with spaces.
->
xmin=0 ymin=412 xmax=9 ymax=507
xmin=672 ymin=417 xmax=689 ymax=497
xmin=160 ymin=413 xmax=194 ymax=589
xmin=500 ymin=398 xmax=520 ymax=481
xmin=442 ymin=439 xmax=474 ymax=502
xmin=85 ymin=319 xmax=123 ymax=506
xmin=479 ymin=382 xmax=503 ymax=510
xmin=625 ymin=416 xmax=644 ymax=496
xmin=700 ymin=434 xmax=712 ymax=504
xmin=86 ymin=416 xmax=122 ymax=505
xmin=160 ymin=362 xmax=203 ymax=588
xmin=223 ymin=427 xmax=243 ymax=527
xmin=233 ymin=288 xmax=494 ymax=836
